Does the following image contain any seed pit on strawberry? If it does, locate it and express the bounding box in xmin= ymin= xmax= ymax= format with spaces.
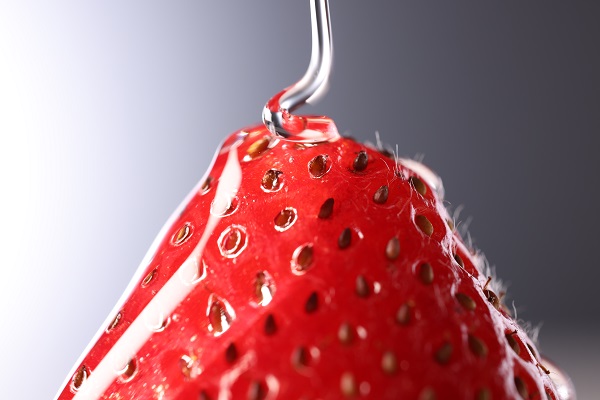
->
xmin=70 ymin=365 xmax=89 ymax=393
xmin=172 ymin=222 xmax=193 ymax=245
xmin=409 ymin=176 xmax=427 ymax=197
xmin=245 ymin=136 xmax=271 ymax=160
xmin=505 ymin=330 xmax=522 ymax=356
xmin=200 ymin=176 xmax=214 ymax=195
xmin=105 ymin=311 xmax=122 ymax=333
xmin=217 ymin=225 xmax=247 ymax=258
xmin=291 ymin=244 xmax=314 ymax=275
xmin=453 ymin=253 xmax=465 ymax=269
xmin=308 ymin=154 xmax=331 ymax=178
xmin=207 ymin=297 xmax=234 ymax=336
xmin=261 ymin=169 xmax=284 ymax=192
xmin=254 ymin=271 xmax=275 ymax=306
xmin=117 ymin=357 xmax=137 ymax=383
xmin=141 ymin=267 xmax=157 ymax=287
xmin=274 ymin=207 xmax=298 ymax=232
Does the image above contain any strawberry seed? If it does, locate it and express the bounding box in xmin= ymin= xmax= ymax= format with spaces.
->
xmin=308 ymin=154 xmax=331 ymax=178
xmin=353 ymin=150 xmax=368 ymax=172
xmin=264 ymin=314 xmax=277 ymax=335
xmin=409 ymin=176 xmax=427 ymax=196
xmin=338 ymin=228 xmax=352 ymax=249
xmin=305 ymin=291 xmax=319 ymax=313
xmin=373 ymin=185 xmax=389 ymax=204
xmin=71 ymin=365 xmax=89 ymax=392
xmin=386 ymin=237 xmax=400 ymax=260
xmin=261 ymin=169 xmax=284 ymax=192
xmin=318 ymin=198 xmax=334 ymax=219
xmin=274 ymin=208 xmax=298 ymax=232
xmin=456 ymin=293 xmax=477 ymax=311
xmin=418 ymin=263 xmax=434 ymax=285
xmin=416 ymin=215 xmax=434 ymax=237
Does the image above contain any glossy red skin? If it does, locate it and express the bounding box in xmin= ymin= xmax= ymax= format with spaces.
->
xmin=57 ymin=125 xmax=559 ymax=400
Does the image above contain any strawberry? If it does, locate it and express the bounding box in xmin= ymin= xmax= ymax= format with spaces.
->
xmin=55 ymin=123 xmax=572 ymax=400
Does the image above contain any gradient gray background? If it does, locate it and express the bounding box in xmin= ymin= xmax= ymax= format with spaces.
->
xmin=1 ymin=2 xmax=598 ymax=399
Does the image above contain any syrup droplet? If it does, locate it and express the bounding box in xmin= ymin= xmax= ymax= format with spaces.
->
xmin=274 ymin=208 xmax=298 ymax=232
xmin=261 ymin=169 xmax=284 ymax=192
xmin=218 ymin=225 xmax=248 ymax=258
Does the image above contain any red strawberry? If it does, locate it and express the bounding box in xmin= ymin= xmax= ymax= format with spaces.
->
xmin=55 ymin=123 xmax=573 ymax=399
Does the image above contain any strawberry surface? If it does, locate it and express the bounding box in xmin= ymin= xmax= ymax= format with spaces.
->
xmin=56 ymin=125 xmax=564 ymax=399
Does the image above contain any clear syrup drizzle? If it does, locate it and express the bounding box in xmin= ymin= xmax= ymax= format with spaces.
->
xmin=262 ymin=0 xmax=339 ymax=143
